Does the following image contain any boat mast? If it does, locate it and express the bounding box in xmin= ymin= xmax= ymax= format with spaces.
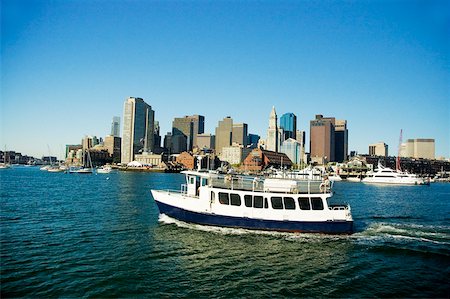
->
xmin=396 ymin=129 xmax=402 ymax=172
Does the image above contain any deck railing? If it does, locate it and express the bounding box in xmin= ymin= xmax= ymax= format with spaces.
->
xmin=208 ymin=174 xmax=332 ymax=194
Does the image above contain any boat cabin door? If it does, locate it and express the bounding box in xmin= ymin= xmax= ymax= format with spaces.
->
xmin=187 ymin=175 xmax=200 ymax=197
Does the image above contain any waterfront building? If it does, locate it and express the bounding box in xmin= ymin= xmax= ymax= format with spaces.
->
xmin=310 ymin=114 xmax=335 ymax=164
xmin=196 ymin=133 xmax=215 ymax=150
xmin=242 ymin=148 xmax=292 ymax=172
xmin=164 ymin=132 xmax=172 ymax=152
xmin=82 ymin=135 xmax=99 ymax=151
xmin=220 ymin=145 xmax=252 ymax=165
xmin=176 ymin=152 xmax=195 ymax=170
xmin=400 ymin=139 xmax=435 ymax=160
xmin=151 ymin=121 xmax=163 ymax=154
xmin=296 ymin=130 xmax=306 ymax=160
xmin=280 ymin=138 xmax=303 ymax=165
xmin=135 ymin=152 xmax=166 ymax=167
xmin=280 ymin=113 xmax=297 ymax=141
xmin=172 ymin=115 xmax=205 ymax=151
xmin=121 ymin=97 xmax=155 ymax=164
xmin=334 ymin=119 xmax=348 ymax=162
xmin=104 ymin=135 xmax=121 ymax=163
xmin=111 ymin=116 xmax=120 ymax=137
xmin=86 ymin=148 xmax=112 ymax=167
xmin=215 ymin=117 xmax=233 ymax=156
xmin=232 ymin=123 xmax=248 ymax=147
xmin=65 ymin=144 xmax=82 ymax=159
xmin=247 ymin=134 xmax=260 ymax=149
xmin=369 ymin=142 xmax=388 ymax=157
xmin=266 ymin=106 xmax=279 ymax=152
xmin=171 ymin=134 xmax=188 ymax=154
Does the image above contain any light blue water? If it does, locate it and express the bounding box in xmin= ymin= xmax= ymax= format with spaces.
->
xmin=1 ymin=167 xmax=449 ymax=297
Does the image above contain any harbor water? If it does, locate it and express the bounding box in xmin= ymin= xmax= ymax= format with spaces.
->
xmin=1 ymin=167 xmax=449 ymax=297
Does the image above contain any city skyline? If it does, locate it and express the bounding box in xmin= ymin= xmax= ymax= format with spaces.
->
xmin=2 ymin=1 xmax=449 ymax=159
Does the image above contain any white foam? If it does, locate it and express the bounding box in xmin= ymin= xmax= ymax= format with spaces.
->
xmin=158 ymin=214 xmax=349 ymax=241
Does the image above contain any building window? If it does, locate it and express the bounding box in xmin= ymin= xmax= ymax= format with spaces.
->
xmin=244 ymin=195 xmax=252 ymax=207
xmin=298 ymin=198 xmax=310 ymax=210
xmin=230 ymin=193 xmax=241 ymax=206
xmin=271 ymin=197 xmax=283 ymax=209
xmin=254 ymin=196 xmax=263 ymax=208
xmin=219 ymin=192 xmax=229 ymax=205
xmin=284 ymin=197 xmax=296 ymax=210
xmin=311 ymin=197 xmax=324 ymax=210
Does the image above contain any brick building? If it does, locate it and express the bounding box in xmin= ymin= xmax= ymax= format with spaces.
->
xmin=242 ymin=148 xmax=292 ymax=172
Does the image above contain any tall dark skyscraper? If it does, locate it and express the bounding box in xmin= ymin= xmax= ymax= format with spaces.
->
xmin=280 ymin=113 xmax=297 ymax=141
xmin=172 ymin=115 xmax=205 ymax=152
xmin=232 ymin=123 xmax=248 ymax=146
xmin=334 ymin=120 xmax=348 ymax=162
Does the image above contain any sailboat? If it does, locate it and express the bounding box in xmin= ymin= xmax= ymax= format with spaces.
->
xmin=69 ymin=149 xmax=94 ymax=174
xmin=1 ymin=147 xmax=11 ymax=169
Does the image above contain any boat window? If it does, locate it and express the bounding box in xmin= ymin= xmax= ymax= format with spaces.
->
xmin=244 ymin=195 xmax=252 ymax=207
xmin=284 ymin=197 xmax=296 ymax=210
xmin=271 ymin=197 xmax=283 ymax=210
xmin=189 ymin=176 xmax=195 ymax=184
xmin=254 ymin=196 xmax=263 ymax=208
xmin=230 ymin=193 xmax=241 ymax=206
xmin=298 ymin=198 xmax=310 ymax=210
xmin=264 ymin=198 xmax=269 ymax=209
xmin=211 ymin=191 xmax=215 ymax=201
xmin=218 ymin=192 xmax=229 ymax=205
xmin=201 ymin=178 xmax=208 ymax=186
xmin=311 ymin=197 xmax=324 ymax=210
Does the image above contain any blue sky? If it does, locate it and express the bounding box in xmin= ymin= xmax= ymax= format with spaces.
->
xmin=1 ymin=0 xmax=449 ymax=159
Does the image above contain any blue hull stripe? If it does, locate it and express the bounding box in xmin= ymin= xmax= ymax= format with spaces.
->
xmin=155 ymin=201 xmax=353 ymax=234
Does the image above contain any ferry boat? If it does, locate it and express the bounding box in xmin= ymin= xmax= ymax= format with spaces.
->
xmin=151 ymin=170 xmax=353 ymax=234
xmin=362 ymin=162 xmax=427 ymax=185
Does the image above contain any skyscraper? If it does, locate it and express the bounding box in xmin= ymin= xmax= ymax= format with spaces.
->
xmin=310 ymin=115 xmax=335 ymax=164
xmin=121 ymin=97 xmax=155 ymax=164
xmin=266 ymin=106 xmax=279 ymax=152
xmin=172 ymin=115 xmax=205 ymax=151
xmin=280 ymin=113 xmax=297 ymax=141
xmin=334 ymin=120 xmax=348 ymax=162
xmin=110 ymin=116 xmax=120 ymax=137
xmin=232 ymin=123 xmax=248 ymax=146
xmin=215 ymin=117 xmax=233 ymax=155
xmin=247 ymin=134 xmax=260 ymax=149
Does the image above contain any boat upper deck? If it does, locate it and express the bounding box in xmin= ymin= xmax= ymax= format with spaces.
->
xmin=182 ymin=170 xmax=332 ymax=194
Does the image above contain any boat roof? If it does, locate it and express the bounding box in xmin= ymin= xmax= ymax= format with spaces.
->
xmin=181 ymin=170 xmax=215 ymax=178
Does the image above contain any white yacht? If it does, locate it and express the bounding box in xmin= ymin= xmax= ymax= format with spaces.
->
xmin=97 ymin=165 xmax=113 ymax=174
xmin=151 ymin=170 xmax=353 ymax=234
xmin=362 ymin=162 xmax=427 ymax=185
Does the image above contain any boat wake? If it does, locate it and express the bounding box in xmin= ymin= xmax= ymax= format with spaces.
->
xmin=159 ymin=214 xmax=450 ymax=255
xmin=352 ymin=222 xmax=450 ymax=256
